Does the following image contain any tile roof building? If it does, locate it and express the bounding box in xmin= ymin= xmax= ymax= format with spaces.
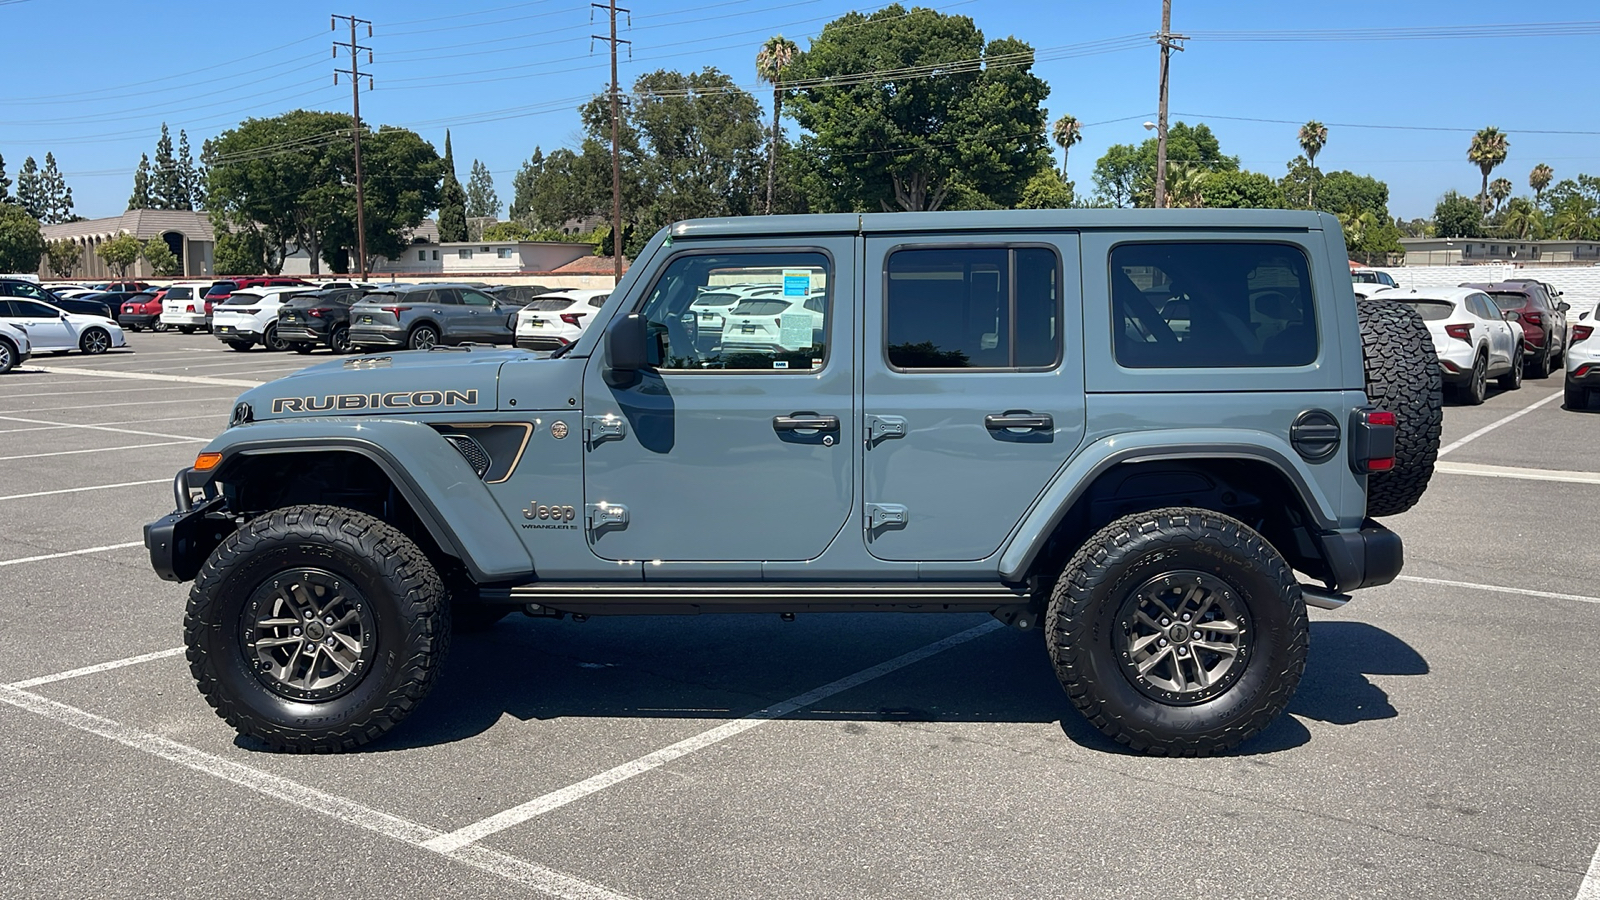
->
xmin=40 ymin=209 xmax=215 ymax=280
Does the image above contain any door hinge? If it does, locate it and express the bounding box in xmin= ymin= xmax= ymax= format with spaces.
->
xmin=864 ymin=503 xmax=908 ymax=531
xmin=865 ymin=414 xmax=907 ymax=443
xmin=584 ymin=414 xmax=627 ymax=445
xmin=586 ymin=502 xmax=629 ymax=531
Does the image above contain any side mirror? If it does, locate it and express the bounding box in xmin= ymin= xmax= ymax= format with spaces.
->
xmin=605 ymin=312 xmax=648 ymax=377
xmin=1559 ymin=302 xmax=1570 ymax=312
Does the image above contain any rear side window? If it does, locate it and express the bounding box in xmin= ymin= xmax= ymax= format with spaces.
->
xmin=1488 ymin=292 xmax=1528 ymax=312
xmin=1404 ymin=300 xmax=1455 ymax=321
xmin=885 ymin=246 xmax=1060 ymax=370
xmin=166 ymin=287 xmax=193 ymax=300
xmin=1111 ymin=242 xmax=1317 ymax=368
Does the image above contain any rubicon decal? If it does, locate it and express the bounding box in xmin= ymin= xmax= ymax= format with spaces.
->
xmin=271 ymin=389 xmax=479 ymax=414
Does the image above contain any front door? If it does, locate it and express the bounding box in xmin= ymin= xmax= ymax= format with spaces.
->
xmin=459 ymin=286 xmax=509 ymax=342
xmin=1 ymin=300 xmax=74 ymax=350
xmin=861 ymin=234 xmax=1086 ymax=562
xmin=581 ymin=240 xmax=856 ymax=563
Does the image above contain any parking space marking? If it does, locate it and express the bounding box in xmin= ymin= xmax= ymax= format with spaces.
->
xmin=0 ymin=440 xmax=202 ymax=461
xmin=30 ymin=366 xmax=264 ymax=388
xmin=0 ymin=414 xmax=225 ymax=436
xmin=1579 ymin=840 xmax=1600 ymax=900
xmin=0 ymin=479 xmax=170 ymax=502
xmin=7 ymin=647 xmax=186 ymax=689
xmin=1396 ymin=574 xmax=1600 ymax=606
xmin=0 ymin=384 xmax=200 ymax=400
xmin=1435 ymin=461 xmax=1600 ymax=485
xmin=0 ymin=397 xmax=237 ymax=414
xmin=0 ymin=414 xmax=208 ymax=441
xmin=0 ymin=541 xmax=144 ymax=568
xmin=0 ymin=685 xmax=637 ymax=900
xmin=1437 ymin=390 xmax=1565 ymax=457
xmin=423 ymin=620 xmax=1005 ymax=854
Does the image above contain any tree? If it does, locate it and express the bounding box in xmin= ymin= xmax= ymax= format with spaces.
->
xmin=129 ymin=154 xmax=154 ymax=210
xmin=16 ymin=157 xmax=43 ymax=219
xmin=213 ymin=228 xmax=268 ymax=275
xmin=1016 ymin=168 xmax=1074 ymax=208
xmin=1164 ymin=162 xmax=1207 ymax=208
xmin=1094 ymin=122 xmax=1238 ymax=207
xmin=44 ymin=239 xmax=80 ymax=278
xmin=1051 ymin=114 xmax=1082 ymax=179
xmin=1202 ymin=169 xmax=1286 ymax=209
xmin=1297 ymin=120 xmax=1327 ymax=208
xmin=785 ymin=6 xmax=1050 ymax=211
xmin=627 ymin=67 xmax=766 ymax=232
xmin=1488 ymin=177 xmax=1513 ymax=212
xmin=178 ymin=130 xmax=204 ymax=210
xmin=755 ymin=35 xmax=799 ymax=214
xmin=511 ymin=146 xmax=608 ymax=230
xmin=152 ymin=123 xmax=187 ymax=210
xmin=1529 ymin=163 xmax=1553 ymax=205
xmin=437 ymin=130 xmax=467 ymax=242
xmin=466 ymin=159 xmax=499 ymax=220
xmin=37 ymin=153 xmax=74 ymax=224
xmin=0 ymin=204 xmax=45 ymax=272
xmin=0 ymin=154 xmax=11 ymax=204
xmin=141 ymin=238 xmax=181 ymax=276
xmin=1467 ymin=126 xmax=1508 ymax=212
xmin=95 ymin=232 xmax=143 ymax=278
xmin=482 ymin=220 xmax=538 ymax=241
xmin=1434 ymin=191 xmax=1483 ymax=239
xmin=1502 ymin=197 xmax=1539 ymax=240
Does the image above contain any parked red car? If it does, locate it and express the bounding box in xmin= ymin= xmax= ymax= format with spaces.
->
xmin=116 ymin=290 xmax=167 ymax=331
xmin=1460 ymin=281 xmax=1570 ymax=377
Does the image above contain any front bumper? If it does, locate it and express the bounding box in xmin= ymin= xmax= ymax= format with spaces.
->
xmin=1313 ymin=519 xmax=1404 ymax=595
xmin=143 ymin=468 xmax=230 ymax=582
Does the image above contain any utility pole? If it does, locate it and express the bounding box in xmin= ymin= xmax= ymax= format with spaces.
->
xmin=333 ymin=14 xmax=373 ymax=279
xmin=1151 ymin=0 xmax=1186 ymax=209
xmin=593 ymin=0 xmax=630 ymax=285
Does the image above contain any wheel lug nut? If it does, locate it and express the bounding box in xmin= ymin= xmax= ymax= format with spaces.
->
xmin=1181 ymin=613 xmax=1190 ymax=621
xmin=324 ymin=616 xmax=335 ymax=625
xmin=303 ymin=610 xmax=313 ymax=619
xmin=292 ymin=628 xmax=302 ymax=636
xmin=1160 ymin=618 xmax=1171 ymax=626
xmin=1159 ymin=638 xmax=1169 ymax=647
xmin=1178 ymin=647 xmax=1188 ymax=656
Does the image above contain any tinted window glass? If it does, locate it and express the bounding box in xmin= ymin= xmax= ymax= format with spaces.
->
xmin=205 ymin=283 xmax=236 ymax=297
xmin=460 ymin=289 xmax=495 ymax=307
xmin=886 ymin=246 xmax=1059 ymax=369
xmin=637 ymin=252 xmax=829 ymax=371
xmin=166 ymin=287 xmax=193 ymax=300
xmin=1487 ymin=292 xmax=1528 ymax=312
xmin=1404 ymin=300 xmax=1455 ymax=321
xmin=588 ymin=294 xmax=609 ymax=308
xmin=222 ymin=292 xmax=265 ymax=306
xmin=1111 ymin=242 xmax=1317 ymax=368
xmin=432 ymin=289 xmax=462 ymax=305
xmin=14 ymin=300 xmax=59 ymax=317
xmin=527 ymin=298 xmax=575 ymax=311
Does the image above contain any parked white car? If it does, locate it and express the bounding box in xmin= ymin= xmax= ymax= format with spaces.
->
xmin=212 ymin=286 xmax=316 ymax=351
xmin=1380 ymin=286 xmax=1521 ymax=404
xmin=719 ymin=291 xmax=827 ymax=354
xmin=0 ymin=297 xmax=126 ymax=356
xmin=0 ymin=320 xmax=33 ymax=373
xmin=513 ymin=288 xmax=611 ymax=351
xmin=1564 ymin=309 xmax=1598 ymax=410
xmin=160 ymin=280 xmax=220 ymax=333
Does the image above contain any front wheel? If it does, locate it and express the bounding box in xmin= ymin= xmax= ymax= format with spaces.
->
xmin=185 ymin=505 xmax=451 ymax=752
xmin=1046 ymin=507 xmax=1308 ymax=757
xmin=153 ymin=321 xmax=170 ymax=333
xmin=79 ymin=327 xmax=111 ymax=355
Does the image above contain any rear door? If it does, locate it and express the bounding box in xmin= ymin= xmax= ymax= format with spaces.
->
xmin=860 ymin=234 xmax=1085 ymax=561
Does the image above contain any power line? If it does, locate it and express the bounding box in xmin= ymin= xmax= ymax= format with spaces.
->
xmin=1176 ymin=112 xmax=1600 ymax=137
xmin=1188 ymin=21 xmax=1600 ymax=42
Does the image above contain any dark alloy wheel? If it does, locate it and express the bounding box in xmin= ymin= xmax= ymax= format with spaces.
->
xmin=1046 ymin=507 xmax=1308 ymax=757
xmin=329 ymin=325 xmax=353 ymax=354
xmin=408 ymin=325 xmax=439 ymax=351
xmin=1498 ymin=346 xmax=1524 ymax=391
xmin=185 ymin=505 xmax=451 ymax=752
xmin=79 ymin=328 xmax=111 ymax=355
xmin=262 ymin=323 xmax=289 ymax=352
xmin=0 ymin=338 xmax=15 ymax=374
xmin=1458 ymin=353 xmax=1488 ymax=405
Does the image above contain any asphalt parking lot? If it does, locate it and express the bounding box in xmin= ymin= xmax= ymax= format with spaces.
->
xmin=1 ymin=329 xmax=1597 ymax=899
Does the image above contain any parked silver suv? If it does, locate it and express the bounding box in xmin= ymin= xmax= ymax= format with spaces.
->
xmin=347 ymin=283 xmax=517 ymax=350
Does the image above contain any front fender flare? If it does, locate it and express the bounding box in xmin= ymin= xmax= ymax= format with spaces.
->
xmin=997 ymin=429 xmax=1341 ymax=583
xmin=202 ymin=418 xmax=534 ymax=583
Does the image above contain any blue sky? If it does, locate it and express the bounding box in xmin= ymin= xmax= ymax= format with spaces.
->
xmin=4 ymin=0 xmax=1597 ymax=220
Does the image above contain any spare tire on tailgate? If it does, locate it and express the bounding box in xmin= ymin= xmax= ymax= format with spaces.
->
xmin=1356 ymin=298 xmax=1444 ymax=517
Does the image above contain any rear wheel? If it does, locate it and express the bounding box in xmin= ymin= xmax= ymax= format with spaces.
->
xmin=262 ymin=323 xmax=289 ymax=352
xmin=329 ymin=325 xmax=353 ymax=355
xmin=1527 ymin=347 xmax=1552 ymax=379
xmin=408 ymin=325 xmax=439 ymax=351
xmin=1356 ymin=298 xmax=1443 ymax=517
xmin=1567 ymin=379 xmax=1592 ymax=411
xmin=1045 ymin=507 xmax=1307 ymax=756
xmin=1455 ymin=352 xmax=1488 ymax=405
xmin=1498 ymin=346 xmax=1524 ymax=391
xmin=79 ymin=327 xmax=111 ymax=355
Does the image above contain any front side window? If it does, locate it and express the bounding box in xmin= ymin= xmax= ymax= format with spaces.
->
xmin=461 ymin=289 xmax=495 ymax=306
xmin=1111 ymin=242 xmax=1317 ymax=368
xmin=885 ymin=246 xmax=1059 ymax=370
xmin=636 ymin=251 xmax=830 ymax=371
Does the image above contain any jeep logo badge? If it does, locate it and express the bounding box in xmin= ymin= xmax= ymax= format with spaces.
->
xmin=523 ymin=501 xmax=577 ymax=522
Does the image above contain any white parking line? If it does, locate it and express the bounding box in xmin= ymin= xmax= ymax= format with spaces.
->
xmin=0 ymin=685 xmax=636 ymax=900
xmin=0 ymin=397 xmax=236 ymax=414
xmin=0 ymin=541 xmax=145 ymax=567
xmin=0 ymin=413 xmax=224 ymax=435
xmin=0 ymin=384 xmax=200 ymax=399
xmin=0 ymin=414 xmax=208 ymax=441
xmin=7 ymin=647 xmax=186 ymax=689
xmin=30 ymin=366 xmax=264 ymax=388
xmin=1395 ymin=574 xmax=1600 ymax=606
xmin=1578 ymin=841 xmax=1600 ymax=900
xmin=1437 ymin=390 xmax=1565 ymax=457
xmin=0 ymin=440 xmax=201 ymax=461
xmin=0 ymin=479 xmax=170 ymax=502
xmin=1434 ymin=461 xmax=1600 ymax=485
xmin=423 ymin=620 xmax=1005 ymax=854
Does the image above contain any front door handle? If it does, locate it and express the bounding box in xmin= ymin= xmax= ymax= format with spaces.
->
xmin=985 ymin=412 xmax=1053 ymax=431
xmin=773 ymin=414 xmax=840 ymax=433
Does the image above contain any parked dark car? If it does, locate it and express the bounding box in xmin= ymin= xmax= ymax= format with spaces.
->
xmin=0 ymin=278 xmax=114 ymax=319
xmin=348 ymin=283 xmax=518 ymax=350
xmin=1461 ymin=280 xmax=1570 ymax=377
xmin=49 ymin=295 xmax=116 ymax=319
xmin=117 ymin=291 xmax=166 ymax=331
xmin=276 ymin=288 xmax=369 ymax=354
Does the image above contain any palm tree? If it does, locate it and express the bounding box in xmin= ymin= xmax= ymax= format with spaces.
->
xmin=1529 ymin=163 xmax=1553 ymax=205
xmin=1489 ymin=177 xmax=1513 ymax=212
xmin=1051 ymin=115 xmax=1082 ymax=179
xmin=755 ymin=35 xmax=800 ymax=215
xmin=1298 ymin=120 xmax=1328 ymax=208
xmin=1467 ymin=127 xmax=1509 ymax=212
xmin=1502 ymin=197 xmax=1537 ymax=240
xmin=1165 ymin=162 xmax=1206 ymax=208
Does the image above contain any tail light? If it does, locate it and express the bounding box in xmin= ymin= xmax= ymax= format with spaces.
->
xmin=1444 ymin=324 xmax=1473 ymax=344
xmin=1573 ymin=325 xmax=1593 ymax=346
xmin=1350 ymin=408 xmax=1396 ymax=475
xmin=380 ymin=306 xmax=406 ymax=316
xmin=308 ymin=308 xmax=330 ymax=318
xmin=1522 ymin=311 xmax=1543 ymax=326
xmin=560 ymin=312 xmax=587 ymax=326
xmin=186 ymin=304 xmax=197 ymax=313
xmin=1575 ymin=364 xmax=1594 ymax=379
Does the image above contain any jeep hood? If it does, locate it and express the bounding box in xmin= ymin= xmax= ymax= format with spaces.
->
xmin=235 ymin=348 xmax=525 ymax=421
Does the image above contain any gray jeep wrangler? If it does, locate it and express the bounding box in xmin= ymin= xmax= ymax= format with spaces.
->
xmin=146 ymin=210 xmax=1442 ymax=756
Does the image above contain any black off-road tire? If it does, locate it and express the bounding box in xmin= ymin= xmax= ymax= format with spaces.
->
xmin=185 ymin=505 xmax=451 ymax=753
xmin=1046 ymin=508 xmax=1308 ymax=757
xmin=1498 ymin=345 xmax=1524 ymax=391
xmin=1357 ymin=298 xmax=1443 ymax=517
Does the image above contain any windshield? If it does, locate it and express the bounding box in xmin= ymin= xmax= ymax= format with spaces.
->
xmin=1404 ymin=300 xmax=1455 ymax=321
xmin=526 ymin=298 xmax=575 ymax=311
xmin=729 ymin=299 xmax=793 ymax=316
xmin=222 ymin=292 xmax=266 ymax=306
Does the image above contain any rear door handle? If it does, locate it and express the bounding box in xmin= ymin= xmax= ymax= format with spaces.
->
xmin=773 ymin=414 xmax=840 ymax=432
xmin=984 ymin=413 xmax=1053 ymax=431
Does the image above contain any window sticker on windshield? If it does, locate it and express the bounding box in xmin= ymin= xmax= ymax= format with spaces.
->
xmin=783 ymin=269 xmax=810 ymax=297
xmin=778 ymin=312 xmax=812 ymax=347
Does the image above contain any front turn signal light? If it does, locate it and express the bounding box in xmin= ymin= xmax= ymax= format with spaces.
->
xmin=194 ymin=452 xmax=223 ymax=471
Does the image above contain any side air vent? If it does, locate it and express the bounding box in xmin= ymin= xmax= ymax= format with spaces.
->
xmin=443 ymin=434 xmax=492 ymax=478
